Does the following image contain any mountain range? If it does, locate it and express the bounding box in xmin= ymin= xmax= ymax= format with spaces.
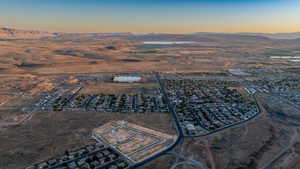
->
xmin=0 ymin=27 xmax=57 ymax=39
xmin=1 ymin=27 xmax=300 ymax=40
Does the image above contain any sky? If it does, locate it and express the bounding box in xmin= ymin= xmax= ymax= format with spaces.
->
xmin=0 ymin=0 xmax=300 ymax=33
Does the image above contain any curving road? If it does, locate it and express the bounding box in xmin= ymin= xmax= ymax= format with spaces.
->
xmin=167 ymin=151 xmax=207 ymax=169
xmin=128 ymin=73 xmax=184 ymax=169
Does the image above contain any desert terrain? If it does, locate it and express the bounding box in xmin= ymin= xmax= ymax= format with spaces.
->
xmin=0 ymin=27 xmax=300 ymax=169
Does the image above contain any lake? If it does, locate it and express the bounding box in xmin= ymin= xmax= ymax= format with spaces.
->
xmin=270 ymin=56 xmax=300 ymax=59
xmin=143 ymin=41 xmax=195 ymax=45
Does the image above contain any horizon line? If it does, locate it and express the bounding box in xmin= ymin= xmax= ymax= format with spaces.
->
xmin=1 ymin=26 xmax=300 ymax=35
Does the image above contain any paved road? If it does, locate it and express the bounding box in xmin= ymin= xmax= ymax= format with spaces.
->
xmin=155 ymin=73 xmax=184 ymax=138
xmin=167 ymin=151 xmax=206 ymax=169
xmin=129 ymin=73 xmax=184 ymax=169
xmin=131 ymin=73 xmax=262 ymax=169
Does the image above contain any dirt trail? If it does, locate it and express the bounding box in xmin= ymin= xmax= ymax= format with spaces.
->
xmin=260 ymin=129 xmax=299 ymax=169
xmin=196 ymin=139 xmax=216 ymax=169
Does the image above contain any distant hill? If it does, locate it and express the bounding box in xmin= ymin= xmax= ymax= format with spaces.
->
xmin=125 ymin=33 xmax=273 ymax=44
xmin=238 ymin=33 xmax=300 ymax=40
xmin=0 ymin=27 xmax=135 ymax=40
xmin=289 ymin=38 xmax=300 ymax=43
xmin=1 ymin=27 xmax=299 ymax=41
xmin=193 ymin=32 xmax=300 ymax=40
xmin=0 ymin=27 xmax=58 ymax=39
xmin=64 ymin=32 xmax=133 ymax=37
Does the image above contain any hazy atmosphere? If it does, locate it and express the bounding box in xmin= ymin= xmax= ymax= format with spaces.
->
xmin=1 ymin=0 xmax=300 ymax=33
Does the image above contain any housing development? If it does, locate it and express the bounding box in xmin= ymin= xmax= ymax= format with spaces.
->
xmin=164 ymin=79 xmax=260 ymax=136
xmin=25 ymin=143 xmax=131 ymax=169
xmin=39 ymin=92 xmax=167 ymax=113
xmin=18 ymin=72 xmax=265 ymax=169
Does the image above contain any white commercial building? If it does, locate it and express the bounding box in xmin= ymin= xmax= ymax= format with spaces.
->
xmin=113 ymin=75 xmax=141 ymax=83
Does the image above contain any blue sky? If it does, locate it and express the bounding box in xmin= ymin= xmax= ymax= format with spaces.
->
xmin=1 ymin=0 xmax=299 ymax=33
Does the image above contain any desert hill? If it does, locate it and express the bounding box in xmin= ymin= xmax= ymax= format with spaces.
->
xmin=240 ymin=32 xmax=300 ymax=40
xmin=0 ymin=27 xmax=58 ymax=39
xmin=125 ymin=33 xmax=273 ymax=44
xmin=193 ymin=32 xmax=300 ymax=40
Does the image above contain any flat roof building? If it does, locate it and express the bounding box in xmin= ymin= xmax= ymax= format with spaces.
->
xmin=113 ymin=75 xmax=141 ymax=83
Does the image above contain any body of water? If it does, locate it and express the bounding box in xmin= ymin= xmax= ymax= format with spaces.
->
xmin=270 ymin=56 xmax=300 ymax=59
xmin=270 ymin=56 xmax=300 ymax=63
xmin=143 ymin=41 xmax=195 ymax=45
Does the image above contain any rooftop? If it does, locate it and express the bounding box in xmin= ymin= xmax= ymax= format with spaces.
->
xmin=93 ymin=121 xmax=175 ymax=163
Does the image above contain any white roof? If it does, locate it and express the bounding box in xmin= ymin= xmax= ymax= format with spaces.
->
xmin=113 ymin=75 xmax=141 ymax=82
